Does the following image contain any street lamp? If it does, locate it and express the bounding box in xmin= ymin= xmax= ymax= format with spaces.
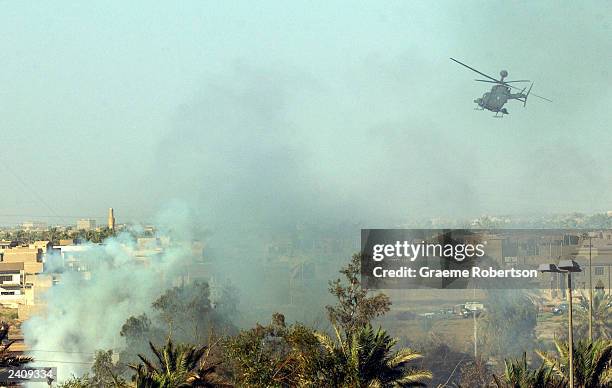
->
xmin=539 ymin=259 xmax=582 ymax=388
xmin=580 ymin=232 xmax=594 ymax=341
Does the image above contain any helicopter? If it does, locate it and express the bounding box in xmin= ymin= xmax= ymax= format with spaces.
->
xmin=450 ymin=58 xmax=551 ymax=117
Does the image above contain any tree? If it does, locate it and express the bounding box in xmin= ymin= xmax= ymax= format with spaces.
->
xmin=57 ymin=375 xmax=94 ymax=388
xmin=152 ymin=281 xmax=231 ymax=343
xmin=90 ymin=349 xmax=129 ymax=387
xmin=0 ymin=322 xmax=32 ymax=367
xmin=77 ymin=227 xmax=116 ymax=244
xmin=537 ymin=339 xmax=612 ymax=387
xmin=120 ymin=313 xmax=165 ymax=365
xmin=457 ymin=359 xmax=493 ymax=387
xmin=562 ymin=292 xmax=612 ymax=341
xmin=121 ymin=314 xmax=155 ymax=342
xmin=326 ymin=253 xmax=391 ymax=335
xmin=313 ymin=324 xmax=432 ymax=387
xmin=129 ymin=338 xmax=226 ymax=388
xmin=119 ymin=281 xmax=237 ymax=370
xmin=480 ymin=290 xmax=538 ymax=358
xmin=222 ymin=313 xmax=313 ymax=387
xmin=492 ymin=353 xmax=563 ymax=388
xmin=415 ymin=334 xmax=475 ymax=387
xmin=210 ymin=283 xmax=240 ymax=323
xmin=56 ymin=351 xmax=129 ymax=388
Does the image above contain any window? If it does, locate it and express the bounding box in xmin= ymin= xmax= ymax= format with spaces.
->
xmin=594 ymin=267 xmax=604 ymax=276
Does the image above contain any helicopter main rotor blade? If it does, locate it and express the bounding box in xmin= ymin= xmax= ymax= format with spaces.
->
xmin=475 ymin=79 xmax=531 ymax=85
xmin=450 ymin=58 xmax=499 ymax=82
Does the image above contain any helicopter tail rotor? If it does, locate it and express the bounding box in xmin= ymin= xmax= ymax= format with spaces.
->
xmin=523 ymin=82 xmax=534 ymax=107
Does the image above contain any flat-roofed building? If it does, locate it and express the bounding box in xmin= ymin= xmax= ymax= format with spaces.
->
xmin=0 ymin=240 xmax=17 ymax=250
xmin=573 ymin=242 xmax=612 ymax=294
xmin=30 ymin=241 xmax=52 ymax=253
xmin=21 ymin=221 xmax=47 ymax=231
xmin=2 ymin=247 xmax=43 ymax=274
xmin=0 ymin=262 xmax=25 ymax=303
xmin=19 ymin=273 xmax=53 ymax=320
xmin=76 ymin=218 xmax=97 ymax=231
xmin=54 ymin=244 xmax=92 ymax=271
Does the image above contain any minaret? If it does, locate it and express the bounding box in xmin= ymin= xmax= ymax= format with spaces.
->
xmin=108 ymin=208 xmax=116 ymax=230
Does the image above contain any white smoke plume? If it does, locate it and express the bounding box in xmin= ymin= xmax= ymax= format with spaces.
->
xmin=22 ymin=203 xmax=197 ymax=381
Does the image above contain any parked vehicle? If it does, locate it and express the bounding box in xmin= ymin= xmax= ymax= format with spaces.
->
xmin=552 ymin=303 xmax=568 ymax=315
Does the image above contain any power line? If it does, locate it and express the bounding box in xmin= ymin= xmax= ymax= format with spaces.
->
xmin=0 ymin=157 xmax=66 ymax=224
xmin=32 ymin=359 xmax=93 ymax=365
xmin=27 ymin=349 xmax=96 ymax=355
xmin=0 ymin=215 xmax=107 ymax=219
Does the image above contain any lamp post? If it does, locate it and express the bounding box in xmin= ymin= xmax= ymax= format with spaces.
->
xmin=581 ymin=232 xmax=594 ymax=341
xmin=588 ymin=235 xmax=593 ymax=341
xmin=539 ymin=259 xmax=582 ymax=388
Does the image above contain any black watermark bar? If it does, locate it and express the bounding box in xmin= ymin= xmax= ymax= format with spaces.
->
xmin=361 ymin=229 xmax=610 ymax=290
xmin=0 ymin=367 xmax=57 ymax=383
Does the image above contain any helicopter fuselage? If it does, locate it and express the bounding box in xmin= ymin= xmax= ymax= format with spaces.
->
xmin=473 ymin=84 xmax=527 ymax=115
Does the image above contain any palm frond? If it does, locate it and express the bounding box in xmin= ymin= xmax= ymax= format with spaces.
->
xmin=387 ymin=348 xmax=423 ymax=368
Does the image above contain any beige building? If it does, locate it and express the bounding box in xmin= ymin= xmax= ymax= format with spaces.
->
xmin=30 ymin=240 xmax=52 ymax=253
xmin=76 ymin=218 xmax=97 ymax=230
xmin=2 ymin=247 xmax=44 ymax=274
xmin=0 ymin=246 xmax=52 ymax=318
xmin=572 ymin=239 xmax=612 ymax=294
xmin=0 ymin=240 xmax=17 ymax=250
xmin=20 ymin=221 xmax=46 ymax=230
xmin=0 ymin=262 xmax=25 ymax=303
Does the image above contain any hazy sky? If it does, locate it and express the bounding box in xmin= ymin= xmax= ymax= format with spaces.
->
xmin=0 ymin=2 xmax=610 ymax=227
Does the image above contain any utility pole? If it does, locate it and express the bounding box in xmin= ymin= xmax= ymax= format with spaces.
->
xmin=539 ymin=259 xmax=580 ymax=388
xmin=588 ymin=235 xmax=593 ymax=341
xmin=473 ymin=309 xmax=478 ymax=359
xmin=473 ymin=286 xmax=478 ymax=359
xmin=568 ymin=271 xmax=575 ymax=388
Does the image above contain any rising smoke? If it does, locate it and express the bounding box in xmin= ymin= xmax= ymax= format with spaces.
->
xmin=23 ymin=203 xmax=199 ymax=380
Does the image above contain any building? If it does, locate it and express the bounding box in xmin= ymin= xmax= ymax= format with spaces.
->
xmin=76 ymin=218 xmax=97 ymax=231
xmin=21 ymin=221 xmax=46 ymax=231
xmin=53 ymin=244 xmax=92 ymax=272
xmin=572 ymin=237 xmax=612 ymax=294
xmin=1 ymin=247 xmax=44 ymax=274
xmin=0 ymin=240 xmax=17 ymax=250
xmin=0 ymin=245 xmax=53 ymax=315
xmin=0 ymin=262 xmax=25 ymax=302
xmin=108 ymin=208 xmax=115 ymax=230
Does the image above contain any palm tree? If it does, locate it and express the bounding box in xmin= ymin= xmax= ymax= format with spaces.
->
xmin=571 ymin=292 xmax=612 ymax=340
xmin=0 ymin=322 xmax=32 ymax=367
xmin=129 ymin=339 xmax=227 ymax=388
xmin=313 ymin=325 xmax=431 ymax=387
xmin=537 ymin=339 xmax=612 ymax=387
xmin=492 ymin=353 xmax=563 ymax=388
xmin=187 ymin=361 xmax=232 ymax=387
